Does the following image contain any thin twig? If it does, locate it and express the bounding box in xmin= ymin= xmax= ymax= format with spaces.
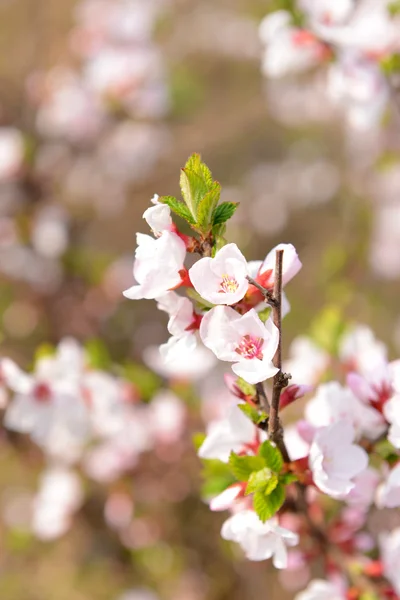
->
xmin=255 ymin=382 xmax=270 ymax=413
xmin=246 ymin=276 xmax=278 ymax=307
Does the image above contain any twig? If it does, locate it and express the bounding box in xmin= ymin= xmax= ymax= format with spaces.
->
xmin=267 ymin=250 xmax=291 ymax=462
xmin=255 ymin=382 xmax=270 ymax=413
xmin=246 ymin=276 xmax=278 ymax=307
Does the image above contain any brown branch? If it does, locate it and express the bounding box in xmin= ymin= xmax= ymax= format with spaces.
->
xmin=246 ymin=276 xmax=278 ymax=307
xmin=267 ymin=250 xmax=291 ymax=462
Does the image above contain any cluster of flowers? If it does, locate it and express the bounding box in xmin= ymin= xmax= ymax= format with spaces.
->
xmin=0 ymin=0 xmax=169 ymax=300
xmin=124 ymin=155 xmax=400 ymax=599
xmin=259 ymin=0 xmax=400 ymax=130
xmin=0 ymin=338 xmax=185 ymax=541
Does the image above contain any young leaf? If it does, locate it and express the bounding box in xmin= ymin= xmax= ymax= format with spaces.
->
xmin=236 ymin=378 xmax=256 ymax=398
xmin=280 ymin=473 xmax=298 ymax=485
xmin=180 ymin=154 xmax=214 ymax=219
xmin=212 ymin=202 xmax=239 ymax=226
xmin=257 ymin=306 xmax=271 ymax=323
xmin=238 ymin=404 xmax=267 ymax=426
xmin=228 ymin=452 xmax=265 ymax=482
xmin=245 ymin=468 xmax=278 ymax=496
xmin=159 ymin=195 xmax=196 ymax=225
xmin=258 ymin=441 xmax=284 ymax=473
xmin=196 ymin=182 xmax=221 ymax=232
xmin=253 ymin=484 xmax=285 ymax=522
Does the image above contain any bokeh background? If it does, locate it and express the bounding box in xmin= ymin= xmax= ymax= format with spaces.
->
xmin=1 ymin=0 xmax=400 ymax=598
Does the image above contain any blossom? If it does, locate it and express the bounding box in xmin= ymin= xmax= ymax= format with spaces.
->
xmin=309 ymin=421 xmax=368 ymax=498
xmin=189 ymin=243 xmax=249 ymax=305
xmin=200 ymin=306 xmax=279 ymax=384
xmin=142 ymin=194 xmax=172 ymax=236
xmin=221 ymin=510 xmax=298 ymax=566
xmin=3 ymin=340 xmax=89 ymax=462
xmin=380 ymin=528 xmax=400 ymax=596
xmin=198 ymin=402 xmax=265 ymax=462
xmin=295 ymin=579 xmax=346 ymax=600
xmin=143 ymin=343 xmax=216 ymax=380
xmin=256 ymin=243 xmax=302 ymax=289
xmin=339 ymin=324 xmax=387 ymax=376
xmin=155 ymin=291 xmax=201 ymax=363
xmin=209 ymin=484 xmax=245 ymax=512
xmin=32 ymin=467 xmax=83 ymax=540
xmin=346 ymin=467 xmax=380 ymax=509
xmin=284 ymin=337 xmax=329 ymax=385
xmin=305 ymin=381 xmax=385 ymax=440
xmin=123 ymin=231 xmax=187 ymax=300
xmin=0 ymin=127 xmax=24 ymax=181
xmin=376 ymin=463 xmax=400 ymax=509
xmin=259 ymin=11 xmax=328 ymax=79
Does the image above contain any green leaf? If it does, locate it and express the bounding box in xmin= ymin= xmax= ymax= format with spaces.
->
xmin=381 ymin=52 xmax=400 ymax=75
xmin=238 ymin=403 xmax=267 ymax=426
xmin=280 ymin=473 xmax=298 ymax=485
xmin=196 ymin=182 xmax=221 ymax=232
xmin=34 ymin=342 xmax=55 ymax=363
xmin=122 ymin=363 xmax=161 ymax=402
xmin=257 ymin=306 xmax=271 ymax=323
xmin=228 ymin=452 xmax=265 ymax=482
xmin=180 ymin=154 xmax=214 ymax=219
xmin=212 ymin=202 xmax=239 ymax=226
xmin=186 ymin=288 xmax=215 ymax=310
xmin=258 ymin=441 xmax=283 ymax=473
xmin=192 ymin=432 xmax=206 ymax=451
xmin=236 ymin=378 xmax=256 ymax=398
xmin=388 ymin=1 xmax=400 ymax=16
xmin=253 ymin=484 xmax=285 ymax=522
xmin=85 ymin=338 xmax=112 ymax=370
xmin=245 ymin=468 xmax=278 ymax=496
xmin=159 ymin=195 xmax=196 ymax=225
xmin=201 ymin=459 xmax=236 ymax=499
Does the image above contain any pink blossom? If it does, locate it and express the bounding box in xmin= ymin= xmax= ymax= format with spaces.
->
xmin=380 ymin=528 xmax=400 ymax=596
xmin=259 ymin=12 xmax=328 ymax=79
xmin=257 ymin=243 xmax=302 ymax=289
xmin=143 ymin=194 xmax=172 ymax=236
xmin=221 ymin=510 xmax=298 ymax=566
xmin=200 ymin=306 xmax=279 ymax=384
xmin=198 ymin=403 xmax=265 ymax=462
xmin=32 ymin=467 xmax=83 ymax=540
xmin=309 ymin=421 xmax=368 ymax=498
xmin=305 ymin=381 xmax=385 ymax=440
xmin=376 ymin=463 xmax=400 ymax=509
xmin=295 ymin=579 xmax=346 ymax=600
xmin=123 ymin=231 xmax=187 ymax=300
xmin=0 ymin=127 xmax=24 ymax=181
xmin=189 ymin=243 xmax=249 ymax=306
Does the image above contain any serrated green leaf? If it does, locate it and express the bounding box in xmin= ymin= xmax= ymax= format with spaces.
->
xmin=196 ymin=182 xmax=221 ymax=232
xmin=228 ymin=452 xmax=265 ymax=482
xmin=253 ymin=484 xmax=285 ymax=522
xmin=159 ymin=195 xmax=196 ymax=225
xmin=245 ymin=468 xmax=278 ymax=496
xmin=212 ymin=202 xmax=239 ymax=226
xmin=180 ymin=154 xmax=214 ymax=219
xmin=236 ymin=378 xmax=256 ymax=398
xmin=280 ymin=473 xmax=298 ymax=485
xmin=258 ymin=441 xmax=284 ymax=473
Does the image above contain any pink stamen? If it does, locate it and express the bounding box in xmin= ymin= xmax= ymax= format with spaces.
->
xmin=235 ymin=335 xmax=264 ymax=360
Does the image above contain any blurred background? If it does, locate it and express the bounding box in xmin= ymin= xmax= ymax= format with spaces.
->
xmin=1 ymin=0 xmax=400 ymax=598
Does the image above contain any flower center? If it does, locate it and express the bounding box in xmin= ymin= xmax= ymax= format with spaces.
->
xmin=219 ymin=273 xmax=239 ymax=294
xmin=33 ymin=382 xmax=52 ymax=403
xmin=235 ymin=335 xmax=264 ymax=360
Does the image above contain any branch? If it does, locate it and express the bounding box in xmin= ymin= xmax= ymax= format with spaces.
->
xmin=267 ymin=250 xmax=291 ymax=462
xmin=246 ymin=276 xmax=278 ymax=307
